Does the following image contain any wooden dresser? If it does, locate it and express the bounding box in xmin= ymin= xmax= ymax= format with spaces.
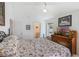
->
xmin=51 ymin=30 xmax=77 ymax=55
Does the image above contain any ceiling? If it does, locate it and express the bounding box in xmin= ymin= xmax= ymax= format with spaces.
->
xmin=8 ymin=2 xmax=79 ymax=20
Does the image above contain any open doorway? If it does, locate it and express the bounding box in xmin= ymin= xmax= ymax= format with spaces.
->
xmin=34 ymin=23 xmax=41 ymax=38
xmin=46 ymin=23 xmax=54 ymax=36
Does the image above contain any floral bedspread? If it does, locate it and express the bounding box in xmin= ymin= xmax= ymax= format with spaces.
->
xmin=0 ymin=35 xmax=71 ymax=57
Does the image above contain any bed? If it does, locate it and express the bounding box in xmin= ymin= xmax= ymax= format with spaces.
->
xmin=0 ymin=35 xmax=71 ymax=57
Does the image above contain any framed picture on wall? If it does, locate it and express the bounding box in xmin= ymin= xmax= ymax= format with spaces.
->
xmin=0 ymin=2 xmax=5 ymax=26
xmin=58 ymin=15 xmax=72 ymax=26
xmin=26 ymin=25 xmax=30 ymax=30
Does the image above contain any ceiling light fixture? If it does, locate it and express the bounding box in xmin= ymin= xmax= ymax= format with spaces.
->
xmin=43 ymin=2 xmax=47 ymax=13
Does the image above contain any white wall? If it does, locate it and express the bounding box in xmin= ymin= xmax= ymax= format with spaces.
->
xmin=5 ymin=2 xmax=47 ymax=39
xmin=0 ymin=2 xmax=48 ymax=39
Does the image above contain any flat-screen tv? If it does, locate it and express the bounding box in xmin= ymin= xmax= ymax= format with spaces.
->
xmin=58 ymin=15 xmax=72 ymax=27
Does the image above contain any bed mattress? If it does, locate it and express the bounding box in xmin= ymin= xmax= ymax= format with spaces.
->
xmin=0 ymin=35 xmax=71 ymax=57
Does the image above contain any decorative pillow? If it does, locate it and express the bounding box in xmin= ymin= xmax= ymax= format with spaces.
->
xmin=0 ymin=31 xmax=6 ymax=42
